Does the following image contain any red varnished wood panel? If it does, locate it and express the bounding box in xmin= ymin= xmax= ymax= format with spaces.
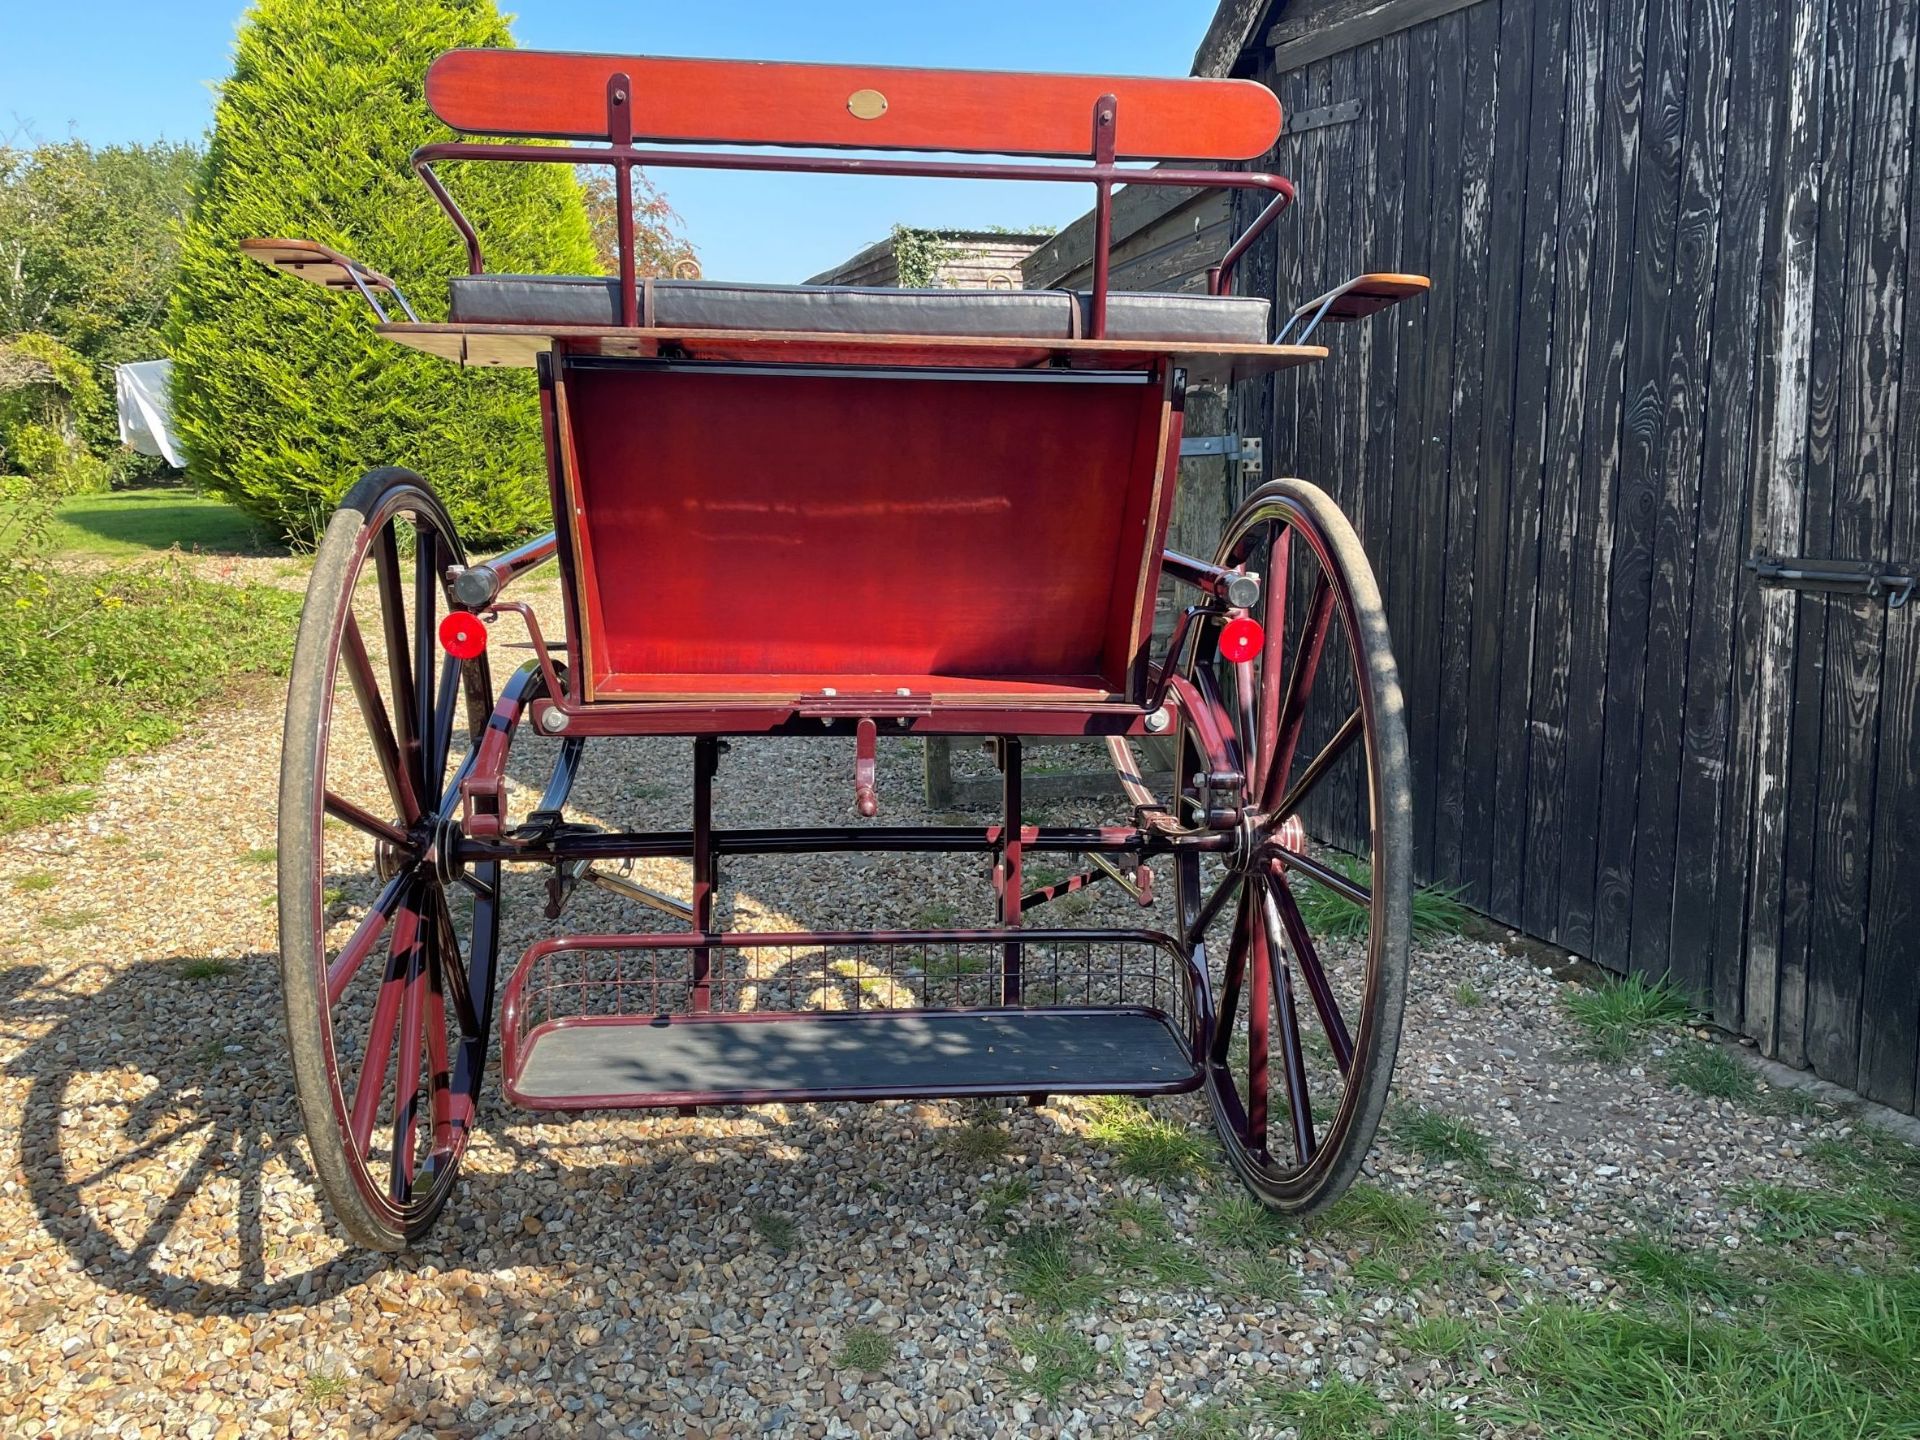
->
xmin=426 ymin=50 xmax=1282 ymax=160
xmin=560 ymin=366 xmax=1166 ymax=699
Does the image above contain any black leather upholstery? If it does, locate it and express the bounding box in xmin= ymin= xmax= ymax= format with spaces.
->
xmin=446 ymin=274 xmax=1270 ymax=344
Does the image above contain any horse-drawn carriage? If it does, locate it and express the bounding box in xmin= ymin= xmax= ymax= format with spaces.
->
xmin=255 ymin=48 xmax=1426 ymax=1250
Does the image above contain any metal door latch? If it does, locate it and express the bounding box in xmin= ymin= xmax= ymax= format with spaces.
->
xmin=1746 ymin=552 xmax=1916 ymax=609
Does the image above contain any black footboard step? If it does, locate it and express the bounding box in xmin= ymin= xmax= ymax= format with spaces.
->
xmin=506 ymin=1007 xmax=1200 ymax=1110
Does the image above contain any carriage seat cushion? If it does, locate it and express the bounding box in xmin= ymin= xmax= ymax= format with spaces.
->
xmin=446 ymin=274 xmax=1270 ymax=345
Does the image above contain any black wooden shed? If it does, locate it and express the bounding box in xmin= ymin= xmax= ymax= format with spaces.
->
xmin=1190 ymin=0 xmax=1920 ymax=1112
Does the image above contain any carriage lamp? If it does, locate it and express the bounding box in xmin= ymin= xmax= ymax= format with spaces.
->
xmin=439 ymin=610 xmax=489 ymax=659
xmin=1218 ymin=615 xmax=1265 ymax=663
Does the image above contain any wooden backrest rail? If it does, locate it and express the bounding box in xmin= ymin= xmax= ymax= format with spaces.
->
xmin=426 ymin=50 xmax=1281 ymax=160
xmin=412 ymin=51 xmax=1291 ymax=337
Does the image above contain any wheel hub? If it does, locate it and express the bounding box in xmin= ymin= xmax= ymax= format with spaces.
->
xmin=374 ymin=836 xmax=409 ymax=882
xmin=1230 ymin=808 xmax=1267 ymax=875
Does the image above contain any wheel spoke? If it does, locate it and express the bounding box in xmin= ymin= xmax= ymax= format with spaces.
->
xmin=373 ymin=522 xmax=422 ymax=802
xmin=427 ymin=652 xmax=461 ymax=812
xmin=426 ymin=883 xmax=482 ymax=1040
xmin=388 ymin=904 xmax=429 ymax=1204
xmin=1262 ymin=572 xmax=1334 ymax=813
xmin=1245 ymin=882 xmax=1272 ymax=1157
xmin=445 ymin=861 xmax=501 ymax=1138
xmin=422 ymin=940 xmax=454 ymax=1163
xmin=1232 ymin=652 xmax=1259 ymax=796
xmin=1255 ymin=527 xmax=1291 ymax=795
xmin=1279 ymin=848 xmax=1372 ymax=909
xmin=413 ymin=523 xmax=440 ymax=800
xmin=1258 ymin=877 xmax=1317 ymax=1167
xmin=348 ymin=883 xmax=421 ymax=1153
xmin=1211 ymin=883 xmax=1250 ymax=1066
xmin=1268 ymin=875 xmax=1354 ymax=1076
xmin=341 ymin=612 xmax=421 ymax=825
xmin=324 ymin=790 xmax=412 ymax=851
xmin=1275 ymin=708 xmax=1362 ymax=823
xmin=1188 ymin=868 xmax=1241 ymax=950
xmin=325 ymin=872 xmax=409 ymax=1005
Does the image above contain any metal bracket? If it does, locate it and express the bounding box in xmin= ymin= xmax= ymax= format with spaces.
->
xmin=854 ymin=717 xmax=880 ymax=818
xmin=1746 ymin=552 xmax=1915 ymax=609
xmin=1180 ymin=434 xmax=1263 ymax=488
xmin=1286 ymin=99 xmax=1364 ymax=135
xmin=1180 ymin=435 xmax=1258 ymax=460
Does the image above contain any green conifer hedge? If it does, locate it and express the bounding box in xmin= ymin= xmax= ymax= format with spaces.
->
xmin=168 ymin=0 xmax=599 ymax=543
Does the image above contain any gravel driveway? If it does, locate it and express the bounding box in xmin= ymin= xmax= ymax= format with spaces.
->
xmin=0 ymin=582 xmax=1905 ymax=1439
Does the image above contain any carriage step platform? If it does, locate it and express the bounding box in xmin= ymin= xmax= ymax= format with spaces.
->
xmin=505 ymin=1008 xmax=1200 ymax=1110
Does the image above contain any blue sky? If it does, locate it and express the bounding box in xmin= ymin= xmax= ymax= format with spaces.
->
xmin=1 ymin=2 xmax=1219 ymax=282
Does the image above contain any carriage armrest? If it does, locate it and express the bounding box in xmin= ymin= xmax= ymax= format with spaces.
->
xmin=1275 ymin=272 xmax=1429 ymax=343
xmin=239 ymin=238 xmax=419 ymax=322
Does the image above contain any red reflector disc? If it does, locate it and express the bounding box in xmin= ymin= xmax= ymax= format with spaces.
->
xmin=438 ymin=610 xmax=488 ymax=659
xmin=1218 ymin=616 xmax=1265 ymax=663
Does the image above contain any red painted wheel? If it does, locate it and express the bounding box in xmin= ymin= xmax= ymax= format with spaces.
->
xmin=278 ymin=468 xmax=502 ymax=1250
xmin=1175 ymin=478 xmax=1411 ymax=1214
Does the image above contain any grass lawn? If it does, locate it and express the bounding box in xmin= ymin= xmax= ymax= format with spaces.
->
xmin=3 ymin=485 xmax=298 ymax=832
xmin=0 ymin=563 xmax=303 ymax=832
xmin=48 ymin=486 xmax=276 ymax=557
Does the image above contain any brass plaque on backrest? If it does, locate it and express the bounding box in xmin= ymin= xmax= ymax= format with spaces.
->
xmin=847 ymin=89 xmax=888 ymax=120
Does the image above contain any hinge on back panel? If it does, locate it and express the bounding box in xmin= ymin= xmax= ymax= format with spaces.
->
xmin=795 ymin=690 xmax=935 ymax=717
xmin=1746 ymin=552 xmax=1916 ymax=609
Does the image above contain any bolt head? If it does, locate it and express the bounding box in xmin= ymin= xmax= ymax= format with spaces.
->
xmin=539 ymin=707 xmax=569 ymax=734
xmin=1144 ymin=707 xmax=1172 ymax=734
xmin=1224 ymin=573 xmax=1262 ymax=610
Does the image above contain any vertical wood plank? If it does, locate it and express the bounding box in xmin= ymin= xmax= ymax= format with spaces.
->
xmin=1590 ymin=0 xmax=1690 ymax=976
xmin=1489 ymin=0 xmax=1570 ymax=922
xmin=1430 ymin=2 xmax=1499 ymax=885
xmin=1459 ymin=0 xmax=1535 ymax=913
xmin=1670 ymin=0 xmax=1784 ymax=1023
xmin=1558 ymin=0 xmax=1653 ymax=957
xmin=1409 ymin=14 xmax=1469 ymax=881
xmin=1627 ymin=0 xmax=1733 ymax=989
xmin=1775 ymin=0 xmax=1862 ymax=1068
xmin=1521 ymin=0 xmax=1604 ymax=942
xmin=1805 ymin=0 xmax=1910 ymax=1088
xmin=1731 ymin=0 xmax=1826 ymax=1060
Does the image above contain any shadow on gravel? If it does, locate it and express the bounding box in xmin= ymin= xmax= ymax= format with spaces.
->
xmin=4 ymin=950 xmax=805 ymax=1319
xmin=8 ymin=952 xmax=371 ymax=1314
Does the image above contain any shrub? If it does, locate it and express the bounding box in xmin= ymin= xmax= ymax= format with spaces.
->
xmin=167 ymin=0 xmax=602 ymax=544
xmin=0 ymin=333 xmax=113 ymax=494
